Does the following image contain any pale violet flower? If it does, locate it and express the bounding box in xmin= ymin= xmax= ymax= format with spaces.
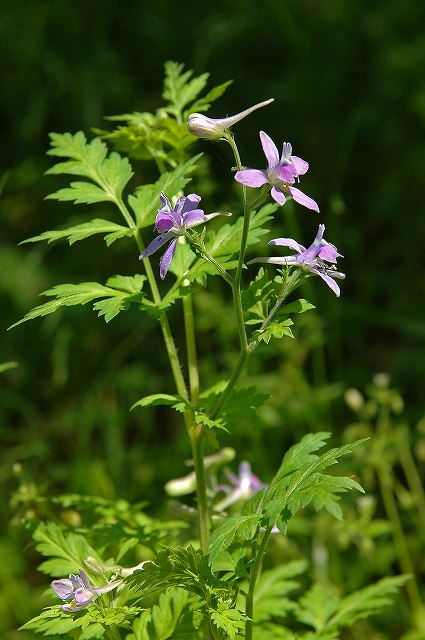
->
xmin=187 ymin=99 xmax=274 ymax=140
xmin=214 ymin=461 xmax=267 ymax=511
xmin=51 ymin=569 xmax=121 ymax=613
xmin=249 ymin=224 xmax=345 ymax=296
xmin=235 ymin=131 xmax=319 ymax=211
xmin=139 ymin=192 xmax=230 ymax=279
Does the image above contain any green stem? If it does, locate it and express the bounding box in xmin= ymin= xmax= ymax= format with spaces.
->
xmin=397 ymin=426 xmax=425 ymax=520
xmin=376 ymin=461 xmax=422 ymax=613
xmin=115 ymin=196 xmax=137 ymax=230
xmin=227 ymin=138 xmax=250 ymax=352
xmin=210 ymin=272 xmax=301 ymax=420
xmin=210 ymin=350 xmax=249 ymax=421
xmin=182 ymin=278 xmax=210 ymax=553
xmin=187 ymin=236 xmax=234 ymax=286
xmin=134 ymin=228 xmax=188 ymax=402
xmin=245 ymin=526 xmax=273 ymax=640
xmin=190 ymin=427 xmax=210 ymax=553
xmin=182 ymin=286 xmax=200 ymax=406
xmin=374 ymin=404 xmax=422 ymax=615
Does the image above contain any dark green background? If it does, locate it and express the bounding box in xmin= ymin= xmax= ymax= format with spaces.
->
xmin=1 ymin=1 xmax=424 ymax=635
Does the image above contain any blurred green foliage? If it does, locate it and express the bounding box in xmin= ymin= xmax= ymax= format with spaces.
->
xmin=1 ymin=1 xmax=424 ymax=638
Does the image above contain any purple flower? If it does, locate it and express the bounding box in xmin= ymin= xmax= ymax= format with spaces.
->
xmin=51 ymin=569 xmax=120 ymax=613
xmin=214 ymin=461 xmax=267 ymax=511
xmin=139 ymin=192 xmax=230 ymax=279
xmin=234 ymin=131 xmax=319 ymax=211
xmin=248 ymin=224 xmax=345 ymax=296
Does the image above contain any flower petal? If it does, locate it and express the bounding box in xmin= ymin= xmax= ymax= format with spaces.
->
xmin=181 ymin=193 xmax=202 ymax=213
xmin=270 ymin=187 xmax=286 ymax=205
xmin=159 ymin=192 xmax=172 ymax=212
xmin=318 ymin=244 xmax=339 ymax=263
xmin=51 ymin=579 xmax=75 ymax=600
xmin=74 ymin=589 xmax=93 ymax=604
xmin=140 ymin=232 xmax=174 ymax=259
xmin=291 ymin=155 xmax=309 ymax=176
xmin=269 ymin=237 xmax=306 ymax=253
xmin=60 ymin=600 xmax=89 ymax=613
xmin=278 ymin=164 xmax=298 ymax=183
xmin=288 ymin=186 xmax=320 ymax=212
xmin=78 ymin=570 xmax=92 ymax=591
xmin=160 ymin=238 xmax=178 ymax=279
xmin=182 ymin=209 xmax=206 ymax=227
xmin=155 ymin=212 xmax=174 ymax=233
xmin=235 ymin=169 xmax=268 ymax=188
xmin=312 ymin=270 xmax=341 ymax=296
xmin=260 ymin=131 xmax=279 ymax=170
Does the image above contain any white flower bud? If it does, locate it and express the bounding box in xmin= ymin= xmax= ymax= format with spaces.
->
xmin=187 ymin=99 xmax=274 ymax=140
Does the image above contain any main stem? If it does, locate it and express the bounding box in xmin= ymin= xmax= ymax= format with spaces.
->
xmin=245 ymin=525 xmax=273 ymax=640
xmin=182 ymin=285 xmax=210 ymax=553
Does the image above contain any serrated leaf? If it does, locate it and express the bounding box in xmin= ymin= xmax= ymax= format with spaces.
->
xmin=46 ymin=181 xmax=113 ymax=205
xmin=21 ymin=218 xmax=133 ymax=246
xmin=263 ymin=436 xmax=366 ymax=525
xmin=252 ymin=561 xmax=308 ymax=623
xmin=131 ymin=393 xmax=191 ymax=413
xmin=210 ymin=608 xmax=246 ymax=640
xmin=46 ymin=131 xmax=134 ymax=214
xmin=189 ymin=80 xmax=233 ymax=115
xmin=252 ymin=319 xmax=294 ymax=344
xmin=162 ymin=61 xmax=209 ymax=119
xmin=209 ymin=515 xmax=262 ymax=570
xmin=20 ymin=607 xmax=78 ymax=635
xmin=294 ymin=575 xmax=409 ymax=633
xmin=10 ymin=277 xmax=147 ymax=328
xmin=33 ymin=522 xmax=101 ymax=576
xmin=282 ymin=298 xmax=315 ymax=315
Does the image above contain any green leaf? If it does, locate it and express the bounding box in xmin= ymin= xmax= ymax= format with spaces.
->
xmin=294 ymin=575 xmax=409 ymax=633
xmin=252 ymin=319 xmax=294 ymax=344
xmin=131 ymin=393 xmax=191 ymax=413
xmin=209 ymin=515 xmax=262 ymax=570
xmin=47 ymin=131 xmax=134 ymax=202
xmin=9 ymin=276 xmax=147 ymax=328
xmin=33 ymin=522 xmax=101 ymax=576
xmin=162 ymin=61 xmax=209 ymax=119
xmin=20 ymin=606 xmax=79 ymax=636
xmin=251 ymin=561 xmax=308 ymax=623
xmin=210 ymin=607 xmax=247 ymax=640
xmin=21 ymin=218 xmax=133 ymax=246
xmin=264 ymin=435 xmax=366 ymax=526
xmin=127 ymin=589 xmax=203 ymax=640
xmin=46 ymin=181 xmax=113 ymax=205
xmin=189 ymin=80 xmax=233 ymax=115
xmin=127 ymin=546 xmax=222 ymax=602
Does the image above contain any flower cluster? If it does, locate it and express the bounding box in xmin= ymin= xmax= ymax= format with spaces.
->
xmin=141 ymin=100 xmax=343 ymax=297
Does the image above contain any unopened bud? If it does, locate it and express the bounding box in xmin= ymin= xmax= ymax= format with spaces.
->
xmin=83 ymin=557 xmax=107 ymax=575
xmin=187 ymin=99 xmax=274 ymax=140
xmin=344 ymin=388 xmax=364 ymax=412
xmin=165 ymin=471 xmax=197 ymax=496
